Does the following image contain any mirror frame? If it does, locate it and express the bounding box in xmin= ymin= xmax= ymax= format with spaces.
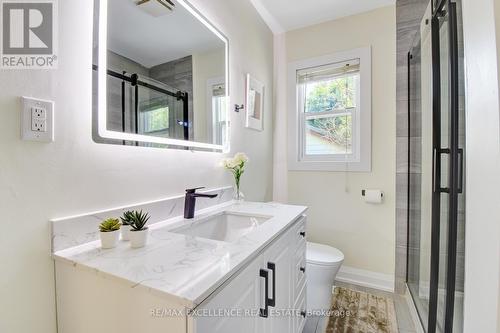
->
xmin=94 ymin=0 xmax=230 ymax=152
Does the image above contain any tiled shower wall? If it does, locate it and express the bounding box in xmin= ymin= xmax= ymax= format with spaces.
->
xmin=93 ymin=54 xmax=194 ymax=145
xmin=150 ymin=55 xmax=195 ymax=139
xmin=395 ymin=0 xmax=428 ymax=294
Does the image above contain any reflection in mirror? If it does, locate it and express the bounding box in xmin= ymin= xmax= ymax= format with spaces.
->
xmin=245 ymin=74 xmax=264 ymax=131
xmin=93 ymin=0 xmax=228 ymax=151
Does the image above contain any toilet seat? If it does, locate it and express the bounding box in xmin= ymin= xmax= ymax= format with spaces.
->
xmin=306 ymin=242 xmax=344 ymax=266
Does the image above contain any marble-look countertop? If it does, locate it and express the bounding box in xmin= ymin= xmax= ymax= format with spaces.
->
xmin=53 ymin=202 xmax=307 ymax=308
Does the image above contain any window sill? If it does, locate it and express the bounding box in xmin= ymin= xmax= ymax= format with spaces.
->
xmin=288 ymin=159 xmax=371 ymax=172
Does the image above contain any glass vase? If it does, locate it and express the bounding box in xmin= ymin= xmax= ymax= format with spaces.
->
xmin=233 ymin=184 xmax=245 ymax=204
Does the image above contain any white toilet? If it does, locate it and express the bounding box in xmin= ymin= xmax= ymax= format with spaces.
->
xmin=306 ymin=242 xmax=344 ymax=311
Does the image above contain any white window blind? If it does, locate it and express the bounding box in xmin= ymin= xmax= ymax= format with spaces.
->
xmin=297 ymin=59 xmax=360 ymax=84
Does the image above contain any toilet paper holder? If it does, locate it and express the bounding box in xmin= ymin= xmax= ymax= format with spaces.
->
xmin=361 ymin=189 xmax=384 ymax=197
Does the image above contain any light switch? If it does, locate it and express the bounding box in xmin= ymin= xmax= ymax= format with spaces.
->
xmin=21 ymin=97 xmax=54 ymax=142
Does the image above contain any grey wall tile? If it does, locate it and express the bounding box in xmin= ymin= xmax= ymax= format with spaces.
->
xmin=396 ymin=99 xmax=409 ymax=137
xmin=397 ymin=136 xmax=422 ymax=174
xmin=396 ymin=245 xmax=409 ymax=293
xmin=395 ymin=280 xmax=407 ymax=295
xmin=455 ymin=252 xmax=465 ymax=292
xmin=395 ymin=0 xmax=428 ymax=295
xmin=396 ymin=173 xmax=421 ymax=211
xmin=396 ymin=208 xmax=408 ymax=247
xmin=397 ymin=108 xmax=423 ymax=138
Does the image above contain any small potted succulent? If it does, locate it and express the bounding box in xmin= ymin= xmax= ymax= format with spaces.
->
xmin=129 ymin=210 xmax=151 ymax=248
xmin=120 ymin=210 xmax=134 ymax=241
xmin=99 ymin=218 xmax=121 ymax=249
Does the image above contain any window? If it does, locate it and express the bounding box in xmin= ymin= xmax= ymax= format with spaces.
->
xmin=299 ymin=62 xmax=359 ymax=158
xmin=140 ymin=106 xmax=169 ymax=135
xmin=206 ymin=79 xmax=227 ymax=145
xmin=288 ymin=47 xmax=371 ymax=171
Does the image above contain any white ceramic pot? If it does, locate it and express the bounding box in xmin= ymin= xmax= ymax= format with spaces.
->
xmin=121 ymin=225 xmax=131 ymax=241
xmin=129 ymin=228 xmax=149 ymax=248
xmin=100 ymin=230 xmax=120 ymax=249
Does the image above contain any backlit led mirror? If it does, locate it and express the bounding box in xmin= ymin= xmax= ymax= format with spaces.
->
xmin=92 ymin=0 xmax=229 ymax=151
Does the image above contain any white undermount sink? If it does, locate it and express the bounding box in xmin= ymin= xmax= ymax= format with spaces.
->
xmin=171 ymin=212 xmax=272 ymax=242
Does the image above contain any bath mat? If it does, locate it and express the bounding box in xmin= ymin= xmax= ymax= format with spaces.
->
xmin=324 ymin=287 xmax=399 ymax=333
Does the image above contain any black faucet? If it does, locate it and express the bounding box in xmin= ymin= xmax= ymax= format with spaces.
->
xmin=184 ymin=187 xmax=218 ymax=219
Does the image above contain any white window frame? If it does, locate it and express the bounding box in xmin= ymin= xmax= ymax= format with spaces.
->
xmin=206 ymin=76 xmax=226 ymax=145
xmin=287 ymin=47 xmax=372 ymax=172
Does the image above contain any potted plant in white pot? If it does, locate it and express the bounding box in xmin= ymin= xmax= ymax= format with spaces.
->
xmin=99 ymin=218 xmax=121 ymax=249
xmin=120 ymin=210 xmax=134 ymax=241
xmin=129 ymin=210 xmax=150 ymax=248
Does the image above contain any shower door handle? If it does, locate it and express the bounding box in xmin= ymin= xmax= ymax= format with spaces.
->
xmin=433 ymin=148 xmax=450 ymax=193
xmin=457 ymin=148 xmax=464 ymax=193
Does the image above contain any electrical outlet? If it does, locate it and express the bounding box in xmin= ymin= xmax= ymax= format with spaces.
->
xmin=21 ymin=97 xmax=54 ymax=142
xmin=31 ymin=107 xmax=46 ymax=119
xmin=31 ymin=118 xmax=47 ymax=132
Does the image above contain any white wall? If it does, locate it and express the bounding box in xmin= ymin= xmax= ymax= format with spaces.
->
xmin=462 ymin=0 xmax=500 ymax=331
xmin=192 ymin=47 xmax=225 ymax=143
xmin=283 ymin=6 xmax=396 ymax=276
xmin=272 ymin=33 xmax=288 ymax=202
xmin=496 ymin=0 xmax=500 ymax=327
xmin=0 ymin=0 xmax=274 ymax=332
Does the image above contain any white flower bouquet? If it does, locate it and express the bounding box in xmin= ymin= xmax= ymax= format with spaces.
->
xmin=222 ymin=153 xmax=249 ymax=202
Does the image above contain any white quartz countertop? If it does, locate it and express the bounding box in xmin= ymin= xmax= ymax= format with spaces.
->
xmin=53 ymin=202 xmax=307 ymax=308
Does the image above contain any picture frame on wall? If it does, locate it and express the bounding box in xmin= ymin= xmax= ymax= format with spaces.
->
xmin=245 ymin=73 xmax=264 ymax=131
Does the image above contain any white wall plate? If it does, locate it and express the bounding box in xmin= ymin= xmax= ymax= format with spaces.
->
xmin=21 ymin=96 xmax=54 ymax=142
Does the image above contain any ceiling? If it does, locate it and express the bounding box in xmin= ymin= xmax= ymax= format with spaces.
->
xmin=107 ymin=0 xmax=224 ymax=68
xmin=250 ymin=0 xmax=395 ymax=33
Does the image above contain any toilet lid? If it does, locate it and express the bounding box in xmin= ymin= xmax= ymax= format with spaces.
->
xmin=306 ymin=242 xmax=344 ymax=266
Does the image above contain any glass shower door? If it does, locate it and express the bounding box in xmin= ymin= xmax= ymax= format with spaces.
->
xmin=429 ymin=1 xmax=465 ymax=332
xmin=429 ymin=8 xmax=451 ymax=332
xmin=407 ymin=1 xmax=465 ymax=332
xmin=407 ymin=28 xmax=433 ymax=331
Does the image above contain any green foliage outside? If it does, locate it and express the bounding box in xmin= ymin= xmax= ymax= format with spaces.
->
xmin=142 ymin=107 xmax=169 ymax=133
xmin=304 ymin=76 xmax=356 ymax=147
xmin=305 ymin=76 xmax=356 ymax=112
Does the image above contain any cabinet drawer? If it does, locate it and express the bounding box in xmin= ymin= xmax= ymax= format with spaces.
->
xmin=291 ymin=216 xmax=307 ymax=247
xmin=293 ymin=282 xmax=307 ymax=333
xmin=294 ymin=244 xmax=306 ymax=300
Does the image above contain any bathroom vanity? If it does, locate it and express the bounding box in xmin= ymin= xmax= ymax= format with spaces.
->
xmin=52 ymin=201 xmax=307 ymax=333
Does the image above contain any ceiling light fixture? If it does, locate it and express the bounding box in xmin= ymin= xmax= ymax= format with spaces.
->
xmin=136 ymin=0 xmax=175 ymax=16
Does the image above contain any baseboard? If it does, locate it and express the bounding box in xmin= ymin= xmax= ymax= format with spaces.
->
xmin=405 ymin=285 xmax=425 ymax=333
xmin=335 ymin=265 xmax=395 ymax=292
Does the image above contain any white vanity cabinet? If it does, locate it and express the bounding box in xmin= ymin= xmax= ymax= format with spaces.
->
xmin=191 ymin=216 xmax=307 ymax=333
xmin=54 ymin=208 xmax=307 ymax=333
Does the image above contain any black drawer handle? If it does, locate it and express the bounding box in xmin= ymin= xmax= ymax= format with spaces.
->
xmin=299 ymin=231 xmax=306 ymax=237
xmin=267 ymin=262 xmax=276 ymax=307
xmin=259 ymin=269 xmax=269 ymax=318
xmin=300 ymin=266 xmax=305 ymax=273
